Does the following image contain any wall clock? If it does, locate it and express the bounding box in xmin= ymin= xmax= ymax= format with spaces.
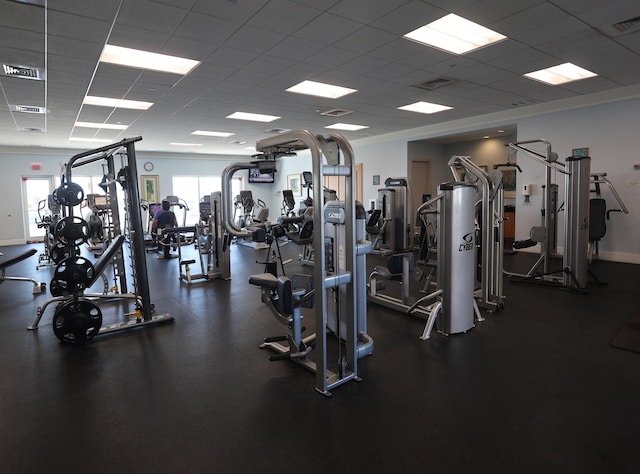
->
xmin=143 ymin=162 xmax=154 ymax=172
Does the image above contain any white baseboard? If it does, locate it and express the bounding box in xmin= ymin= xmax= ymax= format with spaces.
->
xmin=0 ymin=239 xmax=27 ymax=247
xmin=510 ymin=244 xmax=640 ymax=264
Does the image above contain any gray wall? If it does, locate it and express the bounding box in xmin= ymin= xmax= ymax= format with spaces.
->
xmin=2 ymin=95 xmax=639 ymax=263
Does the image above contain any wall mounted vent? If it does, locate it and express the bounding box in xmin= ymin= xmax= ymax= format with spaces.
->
xmin=14 ymin=104 xmax=46 ymax=114
xmin=320 ymin=108 xmax=353 ymax=117
xmin=2 ymin=64 xmax=45 ymax=80
xmin=413 ymin=77 xmax=456 ymax=91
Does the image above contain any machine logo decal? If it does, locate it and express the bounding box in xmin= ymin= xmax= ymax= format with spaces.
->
xmin=458 ymin=232 xmax=474 ymax=252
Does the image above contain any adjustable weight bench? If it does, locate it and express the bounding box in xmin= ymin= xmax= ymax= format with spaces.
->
xmin=0 ymin=248 xmax=46 ymax=294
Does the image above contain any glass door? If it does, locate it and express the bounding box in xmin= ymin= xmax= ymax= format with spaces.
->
xmin=22 ymin=176 xmax=55 ymax=242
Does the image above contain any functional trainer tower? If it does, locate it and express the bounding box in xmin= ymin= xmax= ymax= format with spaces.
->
xmin=449 ymin=155 xmax=505 ymax=310
xmin=420 ymin=182 xmax=479 ymax=339
xmin=240 ymin=130 xmax=369 ymax=396
xmin=506 ymin=139 xmax=591 ymax=289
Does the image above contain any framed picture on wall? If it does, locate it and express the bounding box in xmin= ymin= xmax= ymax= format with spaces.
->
xmin=502 ymin=169 xmax=516 ymax=198
xmin=372 ymin=175 xmax=380 ymax=185
xmin=141 ymin=175 xmax=160 ymax=203
xmin=572 ymin=147 xmax=589 ymax=157
xmin=287 ymin=174 xmax=302 ymax=196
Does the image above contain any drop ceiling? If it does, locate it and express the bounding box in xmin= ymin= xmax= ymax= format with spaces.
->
xmin=1 ymin=0 xmax=639 ymax=155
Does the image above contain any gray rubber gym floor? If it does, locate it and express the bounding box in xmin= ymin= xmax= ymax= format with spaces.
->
xmin=1 ymin=241 xmax=639 ymax=473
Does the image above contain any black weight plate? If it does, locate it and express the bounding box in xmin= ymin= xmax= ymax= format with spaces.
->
xmin=54 ymin=182 xmax=84 ymax=207
xmin=53 ymin=256 xmax=95 ymax=292
xmin=54 ymin=216 xmax=91 ymax=246
xmin=52 ymin=299 xmax=102 ymax=344
xmin=50 ymin=243 xmax=75 ymax=264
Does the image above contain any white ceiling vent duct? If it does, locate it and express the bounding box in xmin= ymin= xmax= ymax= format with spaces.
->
xmin=599 ymin=16 xmax=640 ymax=37
xmin=413 ymin=77 xmax=457 ymax=91
xmin=320 ymin=109 xmax=353 ymax=117
xmin=14 ymin=105 xmax=46 ymax=114
xmin=2 ymin=64 xmax=45 ymax=81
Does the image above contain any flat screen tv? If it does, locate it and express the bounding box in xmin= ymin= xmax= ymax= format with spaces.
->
xmin=248 ymin=167 xmax=275 ymax=183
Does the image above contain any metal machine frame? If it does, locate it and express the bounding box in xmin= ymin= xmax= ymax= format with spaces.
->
xmin=506 ymin=139 xmax=591 ymax=289
xmin=230 ymin=130 xmax=369 ymax=396
xmin=449 ymin=155 xmax=505 ymax=311
xmin=29 ymin=137 xmax=174 ymax=336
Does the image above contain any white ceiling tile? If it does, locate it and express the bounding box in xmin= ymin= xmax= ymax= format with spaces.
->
xmin=1 ymin=0 xmax=640 ymax=154
xmin=291 ymin=13 xmax=364 ymax=45
xmin=173 ymin=11 xmax=241 ymax=45
xmin=247 ymin=0 xmax=322 ymax=34
xmin=224 ymin=25 xmax=288 ymax=54
xmin=118 ymin=0 xmax=190 ymax=33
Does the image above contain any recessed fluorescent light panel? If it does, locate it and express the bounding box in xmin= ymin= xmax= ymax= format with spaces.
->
xmin=83 ymin=96 xmax=153 ymax=110
xmin=226 ymin=112 xmax=281 ymax=123
xmin=286 ymin=80 xmax=357 ymax=99
xmin=325 ymin=123 xmax=369 ymax=131
xmin=75 ymin=122 xmax=129 ymax=130
xmin=69 ymin=137 xmax=112 ymax=143
xmin=100 ymin=44 xmax=200 ymax=75
xmin=404 ymin=14 xmax=506 ymax=54
xmin=523 ymin=62 xmax=597 ymax=85
xmin=191 ymin=130 xmax=235 ymax=138
xmin=169 ymin=142 xmax=203 ymax=147
xmin=398 ymin=101 xmax=452 ymax=114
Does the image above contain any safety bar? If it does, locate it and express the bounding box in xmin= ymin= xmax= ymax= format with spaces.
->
xmin=506 ymin=139 xmax=568 ymax=175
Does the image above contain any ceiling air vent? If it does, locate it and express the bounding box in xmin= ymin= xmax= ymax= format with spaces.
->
xmin=320 ymin=108 xmax=353 ymax=117
xmin=613 ymin=16 xmax=640 ymax=34
xmin=264 ymin=128 xmax=290 ymax=134
xmin=598 ymin=16 xmax=640 ymax=37
xmin=14 ymin=104 xmax=46 ymax=114
xmin=511 ymin=99 xmax=537 ymax=107
xmin=413 ymin=77 xmax=456 ymax=91
xmin=2 ymin=64 xmax=45 ymax=80
xmin=21 ymin=127 xmax=43 ymax=133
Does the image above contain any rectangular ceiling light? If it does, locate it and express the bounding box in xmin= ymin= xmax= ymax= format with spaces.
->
xmin=404 ymin=14 xmax=506 ymax=54
xmin=69 ymin=137 xmax=112 ymax=143
xmin=191 ymin=130 xmax=235 ymax=138
xmin=100 ymin=44 xmax=200 ymax=75
xmin=83 ymin=96 xmax=153 ymax=110
xmin=325 ymin=123 xmax=369 ymax=131
xmin=398 ymin=101 xmax=452 ymax=114
xmin=169 ymin=142 xmax=203 ymax=147
xmin=226 ymin=111 xmax=281 ymax=123
xmin=286 ymin=80 xmax=357 ymax=99
xmin=524 ymin=62 xmax=598 ymax=85
xmin=75 ymin=121 xmax=129 ymax=130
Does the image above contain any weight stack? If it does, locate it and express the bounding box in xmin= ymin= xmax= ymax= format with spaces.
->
xmin=437 ymin=182 xmax=476 ymax=335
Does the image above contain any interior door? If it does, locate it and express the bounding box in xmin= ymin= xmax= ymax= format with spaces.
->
xmin=22 ymin=176 xmax=55 ymax=242
xmin=410 ymin=160 xmax=431 ymax=216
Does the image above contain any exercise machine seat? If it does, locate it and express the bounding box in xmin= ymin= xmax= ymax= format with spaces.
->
xmin=249 ymin=273 xmax=293 ymax=316
xmin=374 ymin=252 xmax=415 ymax=281
xmin=288 ymin=219 xmax=313 ymax=245
xmin=589 ymin=198 xmax=606 ymax=241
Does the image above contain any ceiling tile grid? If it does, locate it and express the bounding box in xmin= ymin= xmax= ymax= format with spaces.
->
xmin=0 ymin=0 xmax=639 ymax=154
